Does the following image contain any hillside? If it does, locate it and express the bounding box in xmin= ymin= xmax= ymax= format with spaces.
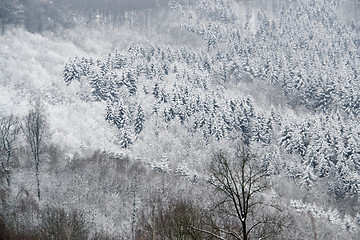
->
xmin=1 ymin=0 xmax=360 ymax=239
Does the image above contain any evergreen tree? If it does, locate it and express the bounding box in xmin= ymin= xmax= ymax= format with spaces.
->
xmin=194 ymin=112 xmax=206 ymax=130
xmin=113 ymin=104 xmax=126 ymax=129
xmin=105 ymin=103 xmax=114 ymax=122
xmin=108 ymin=72 xmax=119 ymax=102
xmin=279 ymin=124 xmax=294 ymax=154
xmin=89 ymin=74 xmax=107 ymax=101
xmin=134 ymin=105 xmax=145 ymax=135
xmin=63 ymin=62 xmax=80 ymax=86
xmin=114 ymin=49 xmax=126 ymax=69
xmin=120 ymin=129 xmax=133 ymax=149
xmin=159 ymin=88 xmax=168 ymax=103
xmin=152 ymin=82 xmax=160 ymax=99
xmin=126 ymin=71 xmax=137 ymax=95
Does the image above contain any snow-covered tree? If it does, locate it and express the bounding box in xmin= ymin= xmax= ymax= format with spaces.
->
xmin=134 ymin=105 xmax=145 ymax=135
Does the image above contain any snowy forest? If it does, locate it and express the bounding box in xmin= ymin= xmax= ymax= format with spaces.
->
xmin=1 ymin=0 xmax=360 ymax=239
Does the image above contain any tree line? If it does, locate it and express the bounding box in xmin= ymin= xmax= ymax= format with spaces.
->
xmin=0 ymin=0 xmax=181 ymax=33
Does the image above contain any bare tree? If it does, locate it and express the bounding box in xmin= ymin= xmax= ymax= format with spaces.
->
xmin=39 ymin=207 xmax=88 ymax=240
xmin=137 ymin=194 xmax=210 ymax=240
xmin=24 ymin=102 xmax=47 ymax=201
xmin=207 ymin=146 xmax=287 ymax=240
xmin=0 ymin=114 xmax=20 ymax=187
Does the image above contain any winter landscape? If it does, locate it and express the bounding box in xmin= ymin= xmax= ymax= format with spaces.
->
xmin=1 ymin=0 xmax=360 ymax=239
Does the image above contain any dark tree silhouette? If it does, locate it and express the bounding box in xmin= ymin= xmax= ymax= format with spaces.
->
xmin=208 ymin=146 xmax=287 ymax=240
xmin=0 ymin=114 xmax=20 ymax=186
xmin=24 ymin=102 xmax=47 ymax=201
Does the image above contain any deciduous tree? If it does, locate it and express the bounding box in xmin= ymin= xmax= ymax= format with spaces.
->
xmin=24 ymin=102 xmax=47 ymax=201
xmin=208 ymin=146 xmax=287 ymax=240
xmin=0 ymin=114 xmax=19 ymax=186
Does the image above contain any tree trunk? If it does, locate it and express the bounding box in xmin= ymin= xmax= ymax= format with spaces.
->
xmin=6 ymin=149 xmax=11 ymax=187
xmin=5 ymin=170 xmax=10 ymax=187
xmin=152 ymin=205 xmax=156 ymax=240
xmin=131 ymin=186 xmax=136 ymax=240
xmin=242 ymin=220 xmax=247 ymax=240
xmin=6 ymin=174 xmax=10 ymax=187
xmin=308 ymin=213 xmax=317 ymax=240
xmin=36 ymin=160 xmax=41 ymax=201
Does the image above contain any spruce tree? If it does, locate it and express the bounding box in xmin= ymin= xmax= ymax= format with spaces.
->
xmin=134 ymin=105 xmax=145 ymax=135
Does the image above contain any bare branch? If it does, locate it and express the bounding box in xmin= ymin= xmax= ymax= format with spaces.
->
xmin=23 ymin=101 xmax=47 ymax=201
xmin=191 ymin=226 xmax=227 ymax=240
xmin=209 ymin=146 xmax=285 ymax=240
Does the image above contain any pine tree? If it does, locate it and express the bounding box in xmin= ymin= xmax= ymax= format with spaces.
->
xmin=251 ymin=113 xmax=272 ymax=145
xmin=108 ymin=72 xmax=119 ymax=102
xmin=163 ymin=63 xmax=169 ymax=75
xmin=105 ymin=103 xmax=114 ymax=122
xmin=63 ymin=62 xmax=80 ymax=86
xmin=159 ymin=88 xmax=168 ymax=103
xmin=126 ymin=71 xmax=137 ymax=95
xmin=194 ymin=113 xmax=206 ymax=130
xmin=152 ymin=82 xmax=160 ymax=99
xmin=114 ymin=49 xmax=126 ymax=69
xmin=163 ymin=107 xmax=172 ymax=123
xmin=97 ymin=60 xmax=108 ymax=77
xmin=279 ymin=124 xmax=294 ymax=154
xmin=113 ymin=104 xmax=126 ymax=129
xmin=134 ymin=105 xmax=145 ymax=135
xmin=212 ymin=114 xmax=225 ymax=141
xmin=89 ymin=74 xmax=105 ymax=101
xmin=120 ymin=129 xmax=133 ymax=149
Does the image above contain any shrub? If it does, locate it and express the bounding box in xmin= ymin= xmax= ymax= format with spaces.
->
xmin=38 ymin=208 xmax=88 ymax=240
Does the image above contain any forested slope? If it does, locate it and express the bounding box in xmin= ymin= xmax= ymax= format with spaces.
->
xmin=63 ymin=0 xmax=360 ymax=201
xmin=1 ymin=0 xmax=360 ymax=239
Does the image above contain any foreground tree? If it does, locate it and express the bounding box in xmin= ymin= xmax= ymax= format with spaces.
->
xmin=208 ymin=146 xmax=287 ymax=240
xmin=24 ymin=102 xmax=47 ymax=201
xmin=0 ymin=114 xmax=20 ymax=186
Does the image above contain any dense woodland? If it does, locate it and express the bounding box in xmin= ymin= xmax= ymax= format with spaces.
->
xmin=1 ymin=0 xmax=360 ymax=239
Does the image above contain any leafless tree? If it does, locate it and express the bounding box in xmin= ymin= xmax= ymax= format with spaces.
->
xmin=136 ymin=195 xmax=210 ymax=240
xmin=39 ymin=207 xmax=88 ymax=240
xmin=0 ymin=114 xmax=20 ymax=186
xmin=207 ymin=146 xmax=287 ymax=240
xmin=24 ymin=102 xmax=47 ymax=201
